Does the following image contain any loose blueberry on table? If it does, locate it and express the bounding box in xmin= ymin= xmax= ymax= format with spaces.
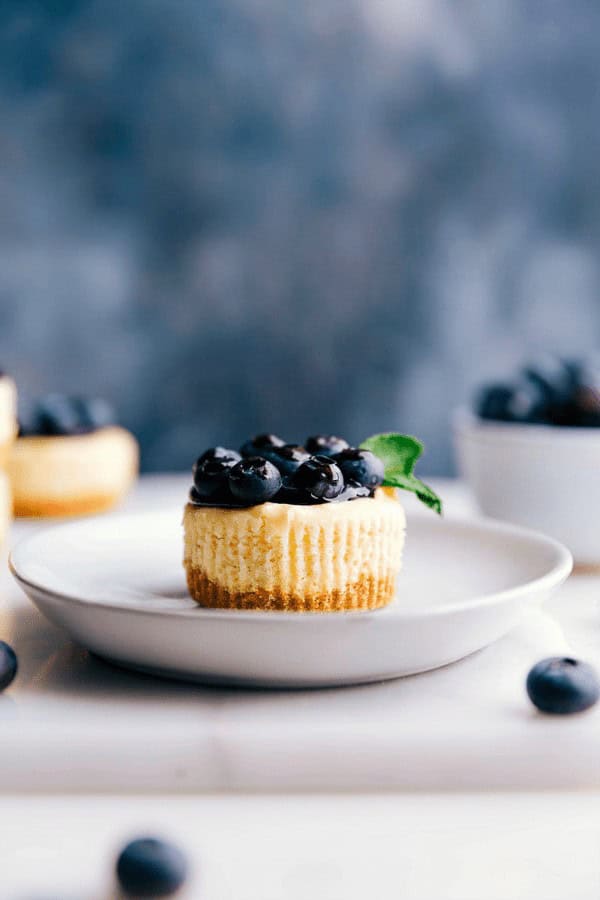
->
xmin=0 ymin=641 xmax=17 ymax=691
xmin=476 ymin=353 xmax=600 ymax=426
xmin=116 ymin=837 xmax=188 ymax=898
xmin=189 ymin=432 xmax=443 ymax=513
xmin=526 ymin=657 xmax=600 ymax=715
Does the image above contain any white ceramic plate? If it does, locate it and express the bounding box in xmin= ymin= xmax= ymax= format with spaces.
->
xmin=10 ymin=509 xmax=572 ymax=687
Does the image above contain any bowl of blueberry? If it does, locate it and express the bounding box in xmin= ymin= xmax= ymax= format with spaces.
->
xmin=454 ymin=354 xmax=600 ymax=564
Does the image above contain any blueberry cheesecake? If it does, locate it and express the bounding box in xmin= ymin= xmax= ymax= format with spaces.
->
xmin=9 ymin=394 xmax=139 ymax=517
xmin=183 ymin=432 xmax=441 ymax=612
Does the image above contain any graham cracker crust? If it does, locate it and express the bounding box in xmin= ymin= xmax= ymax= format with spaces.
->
xmin=13 ymin=491 xmax=123 ymax=518
xmin=185 ymin=566 xmax=396 ymax=612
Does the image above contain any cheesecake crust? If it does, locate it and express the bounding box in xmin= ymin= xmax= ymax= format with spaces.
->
xmin=12 ymin=491 xmax=125 ymax=518
xmin=186 ymin=566 xmax=397 ymax=612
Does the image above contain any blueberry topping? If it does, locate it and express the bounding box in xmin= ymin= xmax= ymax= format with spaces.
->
xmin=305 ymin=435 xmax=349 ymax=457
xmin=0 ymin=641 xmax=17 ymax=691
xmin=334 ymin=448 xmax=384 ymax=489
xmin=35 ymin=394 xmax=82 ymax=436
xmin=241 ymin=433 xmax=286 ymax=457
xmin=71 ymin=396 xmax=115 ymax=431
xmin=294 ymin=456 xmax=344 ymax=500
xmin=193 ymin=455 xmax=237 ymax=499
xmin=116 ymin=837 xmax=188 ymax=898
xmin=336 ymin=482 xmax=372 ymax=502
xmin=229 ymin=456 xmax=282 ymax=504
xmin=19 ymin=394 xmax=116 ymax=436
xmin=526 ymin=657 xmax=600 ymax=714
xmin=269 ymin=444 xmax=311 ymax=475
xmin=197 ymin=446 xmax=242 ymax=465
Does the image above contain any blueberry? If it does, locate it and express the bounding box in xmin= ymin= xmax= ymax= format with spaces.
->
xmin=508 ymin=379 xmax=552 ymax=423
xmin=269 ymin=444 xmax=311 ymax=475
xmin=526 ymin=657 xmax=600 ymax=714
xmin=294 ymin=456 xmax=344 ymax=500
xmin=476 ymin=383 xmax=517 ymax=422
xmin=334 ymin=448 xmax=384 ymax=489
xmin=240 ymin=433 xmax=286 ymax=457
xmin=305 ymin=435 xmax=349 ymax=457
xmin=522 ymin=355 xmax=579 ymax=407
xmin=35 ymin=394 xmax=81 ymax=436
xmin=192 ymin=455 xmax=238 ymax=499
xmin=116 ymin=837 xmax=188 ymax=898
xmin=228 ymin=456 xmax=282 ymax=504
xmin=0 ymin=641 xmax=17 ymax=691
xmin=569 ymin=357 xmax=600 ymax=426
xmin=197 ymin=446 xmax=242 ymax=465
xmin=336 ymin=482 xmax=372 ymax=502
xmin=71 ymin=396 xmax=115 ymax=431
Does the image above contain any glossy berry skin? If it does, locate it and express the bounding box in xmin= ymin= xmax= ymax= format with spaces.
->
xmin=116 ymin=837 xmax=188 ymax=898
xmin=526 ymin=657 xmax=600 ymax=714
xmin=193 ymin=455 xmax=238 ymax=499
xmin=294 ymin=457 xmax=344 ymax=500
xmin=197 ymin=446 xmax=241 ymax=466
xmin=240 ymin=433 xmax=285 ymax=457
xmin=269 ymin=444 xmax=311 ymax=475
xmin=305 ymin=435 xmax=349 ymax=457
xmin=229 ymin=457 xmax=282 ymax=504
xmin=0 ymin=641 xmax=17 ymax=691
xmin=334 ymin=448 xmax=385 ymax=489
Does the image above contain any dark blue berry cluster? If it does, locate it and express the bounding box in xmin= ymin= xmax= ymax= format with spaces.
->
xmin=477 ymin=354 xmax=600 ymax=426
xmin=19 ymin=394 xmax=115 ymax=437
xmin=190 ymin=433 xmax=385 ymax=508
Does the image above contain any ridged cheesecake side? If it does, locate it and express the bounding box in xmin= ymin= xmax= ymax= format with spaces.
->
xmin=183 ymin=487 xmax=406 ymax=612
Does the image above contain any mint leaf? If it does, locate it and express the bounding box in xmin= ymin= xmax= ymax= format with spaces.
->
xmin=360 ymin=432 xmax=443 ymax=515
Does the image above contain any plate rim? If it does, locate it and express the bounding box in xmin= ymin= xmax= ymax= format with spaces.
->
xmin=9 ymin=510 xmax=573 ymax=623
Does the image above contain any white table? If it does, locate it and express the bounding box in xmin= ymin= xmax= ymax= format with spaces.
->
xmin=2 ymin=475 xmax=598 ymax=793
xmin=2 ymin=477 xmax=600 ymax=898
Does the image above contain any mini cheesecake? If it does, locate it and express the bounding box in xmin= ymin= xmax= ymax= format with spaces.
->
xmin=0 ymin=375 xmax=18 ymax=467
xmin=9 ymin=394 xmax=139 ymax=517
xmin=184 ymin=486 xmax=405 ymax=612
xmin=180 ymin=433 xmax=429 ymax=612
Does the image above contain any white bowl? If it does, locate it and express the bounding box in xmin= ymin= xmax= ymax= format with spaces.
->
xmin=454 ymin=408 xmax=600 ymax=565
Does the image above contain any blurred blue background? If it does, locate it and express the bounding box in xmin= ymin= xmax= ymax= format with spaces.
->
xmin=1 ymin=0 xmax=599 ymax=473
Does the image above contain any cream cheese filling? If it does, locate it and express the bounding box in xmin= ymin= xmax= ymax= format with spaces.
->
xmin=183 ymin=488 xmax=406 ymax=596
xmin=8 ymin=426 xmax=138 ymax=501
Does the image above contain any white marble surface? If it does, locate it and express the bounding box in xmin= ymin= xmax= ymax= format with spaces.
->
xmin=2 ymin=793 xmax=600 ymax=899
xmin=2 ymin=475 xmax=599 ymax=793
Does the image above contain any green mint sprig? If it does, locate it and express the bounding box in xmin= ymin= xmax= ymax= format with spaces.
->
xmin=360 ymin=433 xmax=442 ymax=514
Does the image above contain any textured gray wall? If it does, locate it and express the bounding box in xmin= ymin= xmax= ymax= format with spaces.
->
xmin=1 ymin=0 xmax=600 ymax=472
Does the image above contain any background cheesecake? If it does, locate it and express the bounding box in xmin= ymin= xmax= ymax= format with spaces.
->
xmin=9 ymin=394 xmax=139 ymax=517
